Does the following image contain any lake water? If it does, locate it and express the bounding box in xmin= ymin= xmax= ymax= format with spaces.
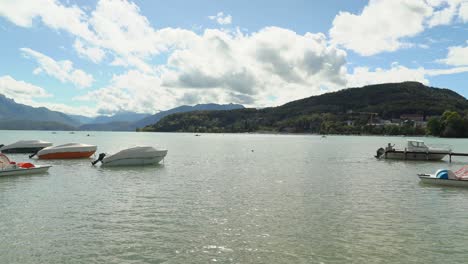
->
xmin=1 ymin=131 xmax=468 ymax=263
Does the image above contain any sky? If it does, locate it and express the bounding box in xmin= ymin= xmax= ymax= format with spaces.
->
xmin=0 ymin=0 xmax=467 ymax=117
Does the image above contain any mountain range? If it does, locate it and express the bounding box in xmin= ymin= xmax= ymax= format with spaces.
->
xmin=0 ymin=94 xmax=245 ymax=131
xmin=1 ymin=82 xmax=465 ymax=133
xmin=0 ymin=94 xmax=77 ymax=128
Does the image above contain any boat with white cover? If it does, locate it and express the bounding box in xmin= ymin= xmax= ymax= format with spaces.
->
xmin=0 ymin=153 xmax=51 ymax=176
xmin=375 ymin=139 xmax=450 ymax=161
xmin=92 ymin=146 xmax=167 ymax=166
xmin=418 ymin=166 xmax=468 ymax=187
xmin=0 ymin=140 xmax=52 ymax=153
xmin=34 ymin=143 xmax=97 ymax=159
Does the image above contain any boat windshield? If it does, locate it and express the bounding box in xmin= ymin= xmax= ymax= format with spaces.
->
xmin=408 ymin=141 xmax=428 ymax=149
xmin=0 ymin=154 xmax=11 ymax=169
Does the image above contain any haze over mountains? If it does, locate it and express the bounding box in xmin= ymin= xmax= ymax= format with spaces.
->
xmin=0 ymin=94 xmax=245 ymax=131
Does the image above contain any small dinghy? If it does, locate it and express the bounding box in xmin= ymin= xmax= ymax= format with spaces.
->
xmin=0 ymin=140 xmax=52 ymax=153
xmin=418 ymin=166 xmax=468 ymax=187
xmin=92 ymin=146 xmax=167 ymax=167
xmin=33 ymin=143 xmax=97 ymax=159
xmin=0 ymin=154 xmax=51 ymax=176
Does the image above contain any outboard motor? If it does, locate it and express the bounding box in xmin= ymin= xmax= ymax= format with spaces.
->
xmin=29 ymin=150 xmax=39 ymax=159
xmin=92 ymin=153 xmax=106 ymax=165
xmin=375 ymin=147 xmax=385 ymax=159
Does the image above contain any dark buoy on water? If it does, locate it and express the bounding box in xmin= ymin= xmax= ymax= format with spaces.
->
xmin=92 ymin=153 xmax=106 ymax=165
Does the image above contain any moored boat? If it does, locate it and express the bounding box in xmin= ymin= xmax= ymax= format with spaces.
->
xmin=92 ymin=146 xmax=167 ymax=166
xmin=0 ymin=140 xmax=52 ymax=153
xmin=35 ymin=143 xmax=97 ymax=159
xmin=0 ymin=154 xmax=51 ymax=176
xmin=418 ymin=166 xmax=468 ymax=187
xmin=375 ymin=139 xmax=450 ymax=161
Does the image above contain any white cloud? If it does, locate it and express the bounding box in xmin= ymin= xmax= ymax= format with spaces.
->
xmin=73 ymin=39 xmax=105 ymax=63
xmin=439 ymin=45 xmax=468 ymax=65
xmin=21 ymin=47 xmax=94 ymax=88
xmin=208 ymin=12 xmax=232 ymax=25
xmin=347 ymin=65 xmax=429 ymax=87
xmin=347 ymin=63 xmax=468 ymax=87
xmin=28 ymin=101 xmax=98 ymax=116
xmin=426 ymin=66 xmax=468 ymax=75
xmin=84 ymin=0 xmax=198 ymax=71
xmin=0 ymin=75 xmax=52 ymax=105
xmin=460 ymin=2 xmax=468 ymax=21
xmin=330 ymin=0 xmax=468 ymax=56
xmin=77 ymin=25 xmax=349 ymax=114
xmin=427 ymin=0 xmax=462 ymax=27
xmin=75 ymin=70 xmax=178 ymax=114
xmin=330 ymin=0 xmax=432 ymax=56
xmin=162 ymin=27 xmax=347 ymax=106
xmin=0 ymin=0 xmax=94 ymax=40
xmin=0 ymin=0 xmax=197 ymax=71
xmin=0 ymin=75 xmax=97 ymax=116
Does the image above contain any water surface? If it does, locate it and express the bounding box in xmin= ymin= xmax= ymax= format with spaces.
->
xmin=1 ymin=131 xmax=468 ymax=263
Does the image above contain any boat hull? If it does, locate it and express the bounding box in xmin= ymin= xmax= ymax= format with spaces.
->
xmin=383 ymin=152 xmax=447 ymax=161
xmin=102 ymin=153 xmax=167 ymax=166
xmin=0 ymin=165 xmax=51 ymax=176
xmin=100 ymin=148 xmax=167 ymax=167
xmin=38 ymin=151 xmax=96 ymax=159
xmin=419 ymin=175 xmax=468 ymax=187
xmin=1 ymin=147 xmax=47 ymax=154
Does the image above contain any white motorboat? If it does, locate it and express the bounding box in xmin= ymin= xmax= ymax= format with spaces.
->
xmin=0 ymin=140 xmax=52 ymax=153
xmin=92 ymin=146 xmax=167 ymax=167
xmin=375 ymin=139 xmax=450 ymax=161
xmin=418 ymin=166 xmax=468 ymax=187
xmin=0 ymin=154 xmax=51 ymax=176
xmin=33 ymin=143 xmax=97 ymax=159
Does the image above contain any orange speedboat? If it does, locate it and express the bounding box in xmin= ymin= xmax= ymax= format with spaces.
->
xmin=35 ymin=143 xmax=97 ymax=159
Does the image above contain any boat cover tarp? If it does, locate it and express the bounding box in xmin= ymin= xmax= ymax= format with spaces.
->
xmin=436 ymin=166 xmax=468 ymax=180
xmin=18 ymin=162 xmax=35 ymax=169
xmin=454 ymin=166 xmax=468 ymax=180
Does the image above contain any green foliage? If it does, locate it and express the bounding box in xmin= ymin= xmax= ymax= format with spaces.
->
xmin=427 ymin=117 xmax=442 ymax=136
xmin=437 ymin=111 xmax=468 ymax=137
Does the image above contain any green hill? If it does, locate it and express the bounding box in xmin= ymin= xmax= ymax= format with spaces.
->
xmin=143 ymin=82 xmax=468 ymax=134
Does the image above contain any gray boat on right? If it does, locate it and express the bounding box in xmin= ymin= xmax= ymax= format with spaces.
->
xmin=375 ymin=139 xmax=451 ymax=161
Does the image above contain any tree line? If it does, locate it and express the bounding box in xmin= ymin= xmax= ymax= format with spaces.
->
xmin=426 ymin=111 xmax=468 ymax=138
